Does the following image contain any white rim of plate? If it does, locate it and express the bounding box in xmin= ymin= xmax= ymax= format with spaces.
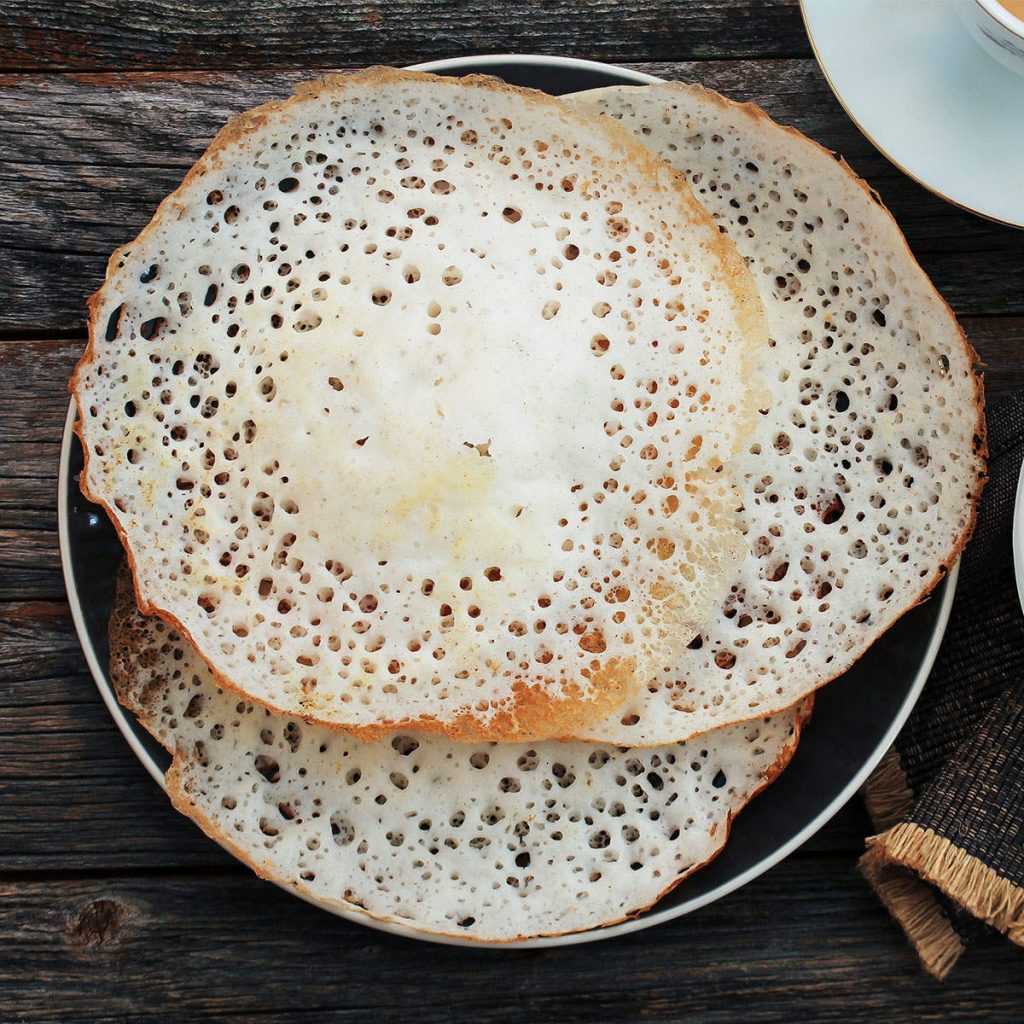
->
xmin=57 ymin=53 xmax=958 ymax=948
xmin=1014 ymin=459 xmax=1024 ymax=614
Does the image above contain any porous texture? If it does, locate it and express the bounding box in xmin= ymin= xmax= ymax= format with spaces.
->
xmin=568 ymin=83 xmax=985 ymax=745
xmin=74 ymin=68 xmax=768 ymax=742
xmin=109 ymin=568 xmax=808 ymax=941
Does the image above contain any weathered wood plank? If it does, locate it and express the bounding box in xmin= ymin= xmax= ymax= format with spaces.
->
xmin=1 ymin=860 xmax=1021 ymax=1024
xmin=962 ymin=319 xmax=1024 ymax=402
xmin=0 ymin=333 xmax=72 ymax=598
xmin=0 ymin=611 xmax=176 ymax=869
xmin=0 ymin=602 xmax=81 ymax=683
xmin=0 ymin=601 xmax=235 ymax=867
xmin=2 ymin=62 xmax=1022 ymax=333
xmin=0 ymin=336 xmax=76 ymax=444
xmin=0 ymin=475 xmax=64 ymax=600
xmin=0 ymin=0 xmax=810 ymax=72
xmin=0 ymin=528 xmax=63 ymax=601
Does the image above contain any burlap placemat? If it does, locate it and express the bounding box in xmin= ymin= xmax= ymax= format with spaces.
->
xmin=861 ymin=393 xmax=1024 ymax=978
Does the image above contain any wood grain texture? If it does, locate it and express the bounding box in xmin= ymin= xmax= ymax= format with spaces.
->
xmin=2 ymin=62 xmax=1022 ymax=333
xmin=0 ymin=336 xmax=69 ymax=599
xmin=1 ymin=861 xmax=1021 ymax=1024
xmin=0 ymin=0 xmax=810 ymax=72
xmin=0 ymin=599 xmax=235 ymax=868
xmin=3 ymin=11 xmax=1024 ymax=1013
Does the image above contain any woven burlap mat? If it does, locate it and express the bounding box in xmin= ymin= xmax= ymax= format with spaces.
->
xmin=861 ymin=393 xmax=1024 ymax=978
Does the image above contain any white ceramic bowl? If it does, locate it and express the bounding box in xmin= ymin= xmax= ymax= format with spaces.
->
xmin=958 ymin=0 xmax=1024 ymax=77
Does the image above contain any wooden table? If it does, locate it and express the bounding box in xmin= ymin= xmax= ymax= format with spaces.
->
xmin=2 ymin=2 xmax=1023 ymax=1019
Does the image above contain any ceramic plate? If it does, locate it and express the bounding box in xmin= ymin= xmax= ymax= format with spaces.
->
xmin=801 ymin=0 xmax=1024 ymax=227
xmin=1014 ymin=458 xmax=1024 ymax=613
xmin=59 ymin=54 xmax=957 ymax=947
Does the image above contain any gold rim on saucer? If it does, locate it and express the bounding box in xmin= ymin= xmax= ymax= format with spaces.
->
xmin=799 ymin=0 xmax=1024 ymax=230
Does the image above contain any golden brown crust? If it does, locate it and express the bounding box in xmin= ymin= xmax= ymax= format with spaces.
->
xmin=74 ymin=66 xmax=767 ymax=743
xmin=333 ymin=659 xmax=636 ymax=743
xmin=110 ymin=554 xmax=635 ymax=743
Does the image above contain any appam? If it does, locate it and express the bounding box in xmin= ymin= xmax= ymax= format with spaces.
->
xmin=109 ymin=567 xmax=809 ymax=941
xmin=567 ymin=83 xmax=985 ymax=745
xmin=73 ymin=68 xmax=768 ymax=743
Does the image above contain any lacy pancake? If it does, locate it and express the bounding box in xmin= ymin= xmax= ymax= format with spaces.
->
xmin=567 ymin=83 xmax=985 ymax=745
xmin=74 ymin=69 xmax=768 ymax=743
xmin=109 ymin=568 xmax=808 ymax=941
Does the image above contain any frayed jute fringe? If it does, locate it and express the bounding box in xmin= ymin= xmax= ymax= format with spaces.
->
xmin=860 ymin=844 xmax=964 ymax=979
xmin=862 ymin=822 xmax=1024 ymax=978
xmin=860 ymin=750 xmax=963 ymax=979
xmin=862 ymin=747 xmax=915 ymax=832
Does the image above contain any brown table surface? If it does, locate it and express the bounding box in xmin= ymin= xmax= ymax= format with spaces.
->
xmin=2 ymin=2 xmax=1024 ymax=1020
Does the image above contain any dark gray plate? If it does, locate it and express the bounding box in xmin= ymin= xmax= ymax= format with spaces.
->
xmin=58 ymin=55 xmax=955 ymax=947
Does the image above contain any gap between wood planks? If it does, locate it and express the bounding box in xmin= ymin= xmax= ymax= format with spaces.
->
xmin=0 ymin=864 xmax=245 ymax=882
xmin=0 ymin=52 xmax=820 ymax=76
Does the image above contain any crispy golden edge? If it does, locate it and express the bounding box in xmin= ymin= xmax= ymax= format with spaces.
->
xmin=76 ymin=66 xmax=767 ymax=742
xmin=567 ymin=81 xmax=987 ymax=742
xmin=109 ymin=565 xmax=811 ymax=942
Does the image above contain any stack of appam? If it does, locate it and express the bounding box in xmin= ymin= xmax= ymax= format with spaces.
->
xmin=72 ymin=68 xmax=985 ymax=941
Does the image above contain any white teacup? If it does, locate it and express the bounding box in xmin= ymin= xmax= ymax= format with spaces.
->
xmin=958 ymin=0 xmax=1024 ymax=76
